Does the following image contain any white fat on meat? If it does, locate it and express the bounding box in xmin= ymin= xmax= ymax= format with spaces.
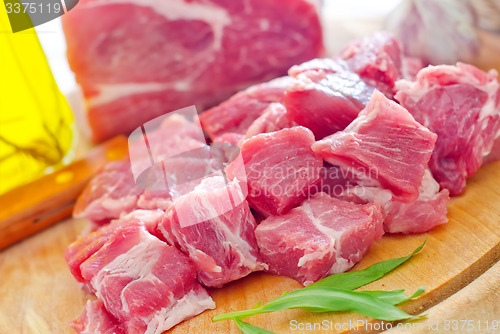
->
xmin=145 ymin=289 xmax=216 ymax=334
xmin=297 ymin=201 xmax=338 ymax=268
xmin=88 ymin=82 xmax=170 ymax=107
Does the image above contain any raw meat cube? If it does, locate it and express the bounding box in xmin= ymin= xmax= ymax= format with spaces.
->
xmin=212 ymin=132 xmax=245 ymax=146
xmin=284 ymin=33 xmax=420 ymax=140
xmin=243 ymin=103 xmax=296 ymax=140
xmin=255 ymin=192 xmax=384 ymax=286
xmin=66 ymin=210 xmax=168 ymax=284
xmin=127 ymin=112 xmax=208 ymax=194
xmin=130 ymin=116 xmax=240 ymax=203
xmin=338 ymin=32 xmax=403 ymax=97
xmin=376 ymin=170 xmax=450 ymax=234
xmin=63 ymin=0 xmax=323 ymax=141
xmin=401 ymin=56 xmax=424 ymax=80
xmin=211 ymin=103 xmax=296 ymax=146
xmin=317 ymin=163 xmax=356 ymax=197
xmin=134 ymin=145 xmax=216 ymax=199
xmin=72 ymin=157 xmax=176 ymax=225
xmin=65 ymin=221 xmax=118 ymax=283
xmin=284 ymin=58 xmax=375 ymax=139
xmin=79 ymin=221 xmax=215 ymax=334
xmin=395 ymin=63 xmax=500 ymax=195
xmin=127 ymin=111 xmax=206 ymax=167
xmin=159 ymin=176 xmax=266 ymax=288
xmin=74 ymin=140 xmax=234 ymax=225
xmin=200 ymin=77 xmax=294 ymax=141
xmin=74 ymin=113 xmax=207 ymax=223
xmin=73 ymin=160 xmax=143 ymax=224
xmin=226 ymin=126 xmax=323 ymax=216
xmin=72 ymin=300 xmax=124 ymax=334
xmin=313 ymin=91 xmax=437 ymax=203
xmin=75 ymin=110 xmax=249 ymax=226
xmin=113 ymin=209 xmax=165 ymax=239
xmin=137 ymin=190 xmax=173 ymax=211
xmin=337 ymin=170 xmax=450 ymax=234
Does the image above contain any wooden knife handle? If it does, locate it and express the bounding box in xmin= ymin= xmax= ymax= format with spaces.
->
xmin=0 ymin=136 xmax=128 ymax=251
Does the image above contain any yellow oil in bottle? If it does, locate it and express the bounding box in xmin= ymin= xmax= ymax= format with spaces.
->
xmin=0 ymin=8 xmax=73 ymax=194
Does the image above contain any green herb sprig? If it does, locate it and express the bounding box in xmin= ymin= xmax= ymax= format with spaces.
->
xmin=212 ymin=239 xmax=427 ymax=333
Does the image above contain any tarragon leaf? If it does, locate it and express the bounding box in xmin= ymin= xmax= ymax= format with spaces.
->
xmin=308 ymin=239 xmax=426 ymax=290
xmin=212 ymin=240 xmax=427 ymax=333
xmin=363 ymin=286 xmax=425 ymax=305
xmin=233 ymin=318 xmax=274 ymax=334
xmin=214 ymin=287 xmax=414 ymax=322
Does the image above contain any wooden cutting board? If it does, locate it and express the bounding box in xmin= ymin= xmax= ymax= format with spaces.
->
xmin=1 ymin=160 xmax=500 ymax=334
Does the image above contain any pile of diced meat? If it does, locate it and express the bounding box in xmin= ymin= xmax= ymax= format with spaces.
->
xmin=67 ymin=32 xmax=500 ymax=333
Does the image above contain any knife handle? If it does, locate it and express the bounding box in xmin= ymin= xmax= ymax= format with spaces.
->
xmin=0 ymin=136 xmax=128 ymax=250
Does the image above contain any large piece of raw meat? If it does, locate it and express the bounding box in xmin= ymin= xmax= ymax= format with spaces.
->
xmin=62 ymin=0 xmax=323 ymax=141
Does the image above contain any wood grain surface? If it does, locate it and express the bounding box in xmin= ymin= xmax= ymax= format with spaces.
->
xmin=384 ymin=259 xmax=500 ymax=334
xmin=1 ymin=161 xmax=499 ymax=334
